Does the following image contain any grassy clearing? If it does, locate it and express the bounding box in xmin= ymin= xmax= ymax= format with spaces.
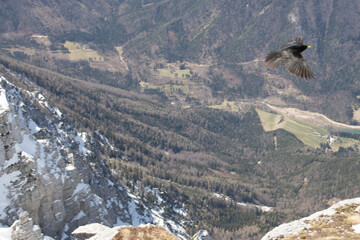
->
xmin=256 ymin=108 xmax=360 ymax=149
xmin=140 ymin=81 xmax=189 ymax=94
xmin=63 ymin=41 xmax=104 ymax=62
xmin=157 ymin=68 xmax=192 ymax=79
xmin=330 ymin=137 xmax=359 ymax=151
xmin=115 ymin=46 xmax=123 ymax=55
xmin=209 ymin=101 xmax=239 ymax=112
xmin=256 ymin=108 xmax=328 ymax=148
xmin=353 ymin=108 xmax=360 ymax=122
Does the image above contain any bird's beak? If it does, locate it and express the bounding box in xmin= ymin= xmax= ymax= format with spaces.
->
xmin=307 ymin=45 xmax=311 ymax=48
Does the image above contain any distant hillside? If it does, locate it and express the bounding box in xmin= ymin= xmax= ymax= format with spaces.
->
xmin=1 ymin=0 xmax=360 ymax=123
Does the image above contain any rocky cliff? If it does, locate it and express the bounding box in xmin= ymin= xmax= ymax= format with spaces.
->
xmin=0 ymin=72 xmax=154 ymax=239
xmin=262 ymin=198 xmax=360 ymax=240
xmin=72 ymin=223 xmax=179 ymax=240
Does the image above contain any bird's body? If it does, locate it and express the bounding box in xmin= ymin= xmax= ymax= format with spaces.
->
xmin=265 ymin=37 xmax=314 ymax=79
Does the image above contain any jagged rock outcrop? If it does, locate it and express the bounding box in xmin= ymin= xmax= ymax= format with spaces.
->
xmin=72 ymin=223 xmax=179 ymax=240
xmin=11 ymin=211 xmax=44 ymax=240
xmin=262 ymin=198 xmax=360 ymax=240
xmin=0 ymin=73 xmax=152 ymax=239
xmin=72 ymin=222 xmax=211 ymax=240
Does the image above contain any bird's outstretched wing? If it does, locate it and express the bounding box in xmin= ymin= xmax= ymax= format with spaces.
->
xmin=280 ymin=37 xmax=304 ymax=51
xmin=281 ymin=50 xmax=314 ymax=79
xmin=265 ymin=52 xmax=282 ymax=68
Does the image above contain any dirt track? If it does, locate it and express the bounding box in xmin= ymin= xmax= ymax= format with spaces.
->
xmin=265 ymin=103 xmax=360 ymax=130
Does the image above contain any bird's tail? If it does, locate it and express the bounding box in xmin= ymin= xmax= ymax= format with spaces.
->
xmin=265 ymin=52 xmax=281 ymax=68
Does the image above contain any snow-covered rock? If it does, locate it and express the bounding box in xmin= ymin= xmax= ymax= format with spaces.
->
xmin=262 ymin=198 xmax=360 ymax=240
xmin=11 ymin=211 xmax=45 ymax=240
xmin=192 ymin=230 xmax=211 ymax=240
xmin=0 ymin=74 xmax=152 ymax=239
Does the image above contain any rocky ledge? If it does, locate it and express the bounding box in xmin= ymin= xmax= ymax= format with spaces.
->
xmin=262 ymin=198 xmax=360 ymax=240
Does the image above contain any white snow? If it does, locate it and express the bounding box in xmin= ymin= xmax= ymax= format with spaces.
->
xmin=0 ymin=171 xmax=21 ymax=219
xmin=53 ymin=107 xmax=62 ymax=118
xmin=356 ymin=206 xmax=360 ymax=213
xmin=0 ymin=88 xmax=9 ymax=115
xmin=262 ymin=198 xmax=360 ymax=240
xmin=174 ymin=207 xmax=187 ymax=217
xmin=353 ymin=224 xmax=360 ymax=234
xmin=128 ymin=198 xmax=144 ymax=227
xmin=65 ymin=165 xmax=76 ymax=171
xmin=107 ymin=179 xmax=114 ymax=187
xmin=0 ymin=227 xmax=11 ymax=240
xmin=28 ymin=119 xmax=41 ymax=134
xmin=73 ymin=183 xmax=91 ymax=195
xmin=72 ymin=211 xmax=86 ymax=221
xmin=16 ymin=132 xmax=37 ymax=157
xmin=213 ymin=193 xmax=273 ymax=212
xmin=75 ymin=132 xmax=91 ymax=156
xmin=198 ymin=230 xmax=210 ymax=239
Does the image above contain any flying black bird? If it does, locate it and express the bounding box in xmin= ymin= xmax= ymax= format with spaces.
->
xmin=265 ymin=37 xmax=314 ymax=79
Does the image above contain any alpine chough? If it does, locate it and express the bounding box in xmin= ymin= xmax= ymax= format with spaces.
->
xmin=265 ymin=37 xmax=314 ymax=79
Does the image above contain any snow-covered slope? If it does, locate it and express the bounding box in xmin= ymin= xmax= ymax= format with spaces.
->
xmin=0 ymin=72 xmax=157 ymax=239
xmin=262 ymin=198 xmax=360 ymax=240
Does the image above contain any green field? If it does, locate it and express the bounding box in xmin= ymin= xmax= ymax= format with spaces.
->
xmin=157 ymin=68 xmax=192 ymax=79
xmin=256 ymin=108 xmax=360 ymax=149
xmin=256 ymin=108 xmax=328 ymax=148
xmin=330 ymin=137 xmax=359 ymax=151
xmin=64 ymin=41 xmax=104 ymax=62
xmin=209 ymin=101 xmax=239 ymax=112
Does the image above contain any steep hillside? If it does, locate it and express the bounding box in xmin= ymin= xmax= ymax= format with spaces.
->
xmin=0 ymin=72 xmax=150 ymax=238
xmin=0 ymin=71 xmax=192 ymax=239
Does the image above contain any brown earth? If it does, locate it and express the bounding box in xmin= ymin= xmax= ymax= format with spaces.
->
xmin=113 ymin=225 xmax=178 ymax=240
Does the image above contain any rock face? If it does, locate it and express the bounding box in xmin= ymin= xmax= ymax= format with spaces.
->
xmin=72 ymin=223 xmax=179 ymax=240
xmin=72 ymin=223 xmax=211 ymax=240
xmin=11 ymin=211 xmax=44 ymax=240
xmin=0 ymin=73 xmax=152 ymax=239
xmin=262 ymin=198 xmax=360 ymax=240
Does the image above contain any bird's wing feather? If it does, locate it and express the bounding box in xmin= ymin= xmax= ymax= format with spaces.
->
xmin=265 ymin=52 xmax=282 ymax=68
xmin=281 ymin=50 xmax=314 ymax=79
xmin=280 ymin=37 xmax=304 ymax=50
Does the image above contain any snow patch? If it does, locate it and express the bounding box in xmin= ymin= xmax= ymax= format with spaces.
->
xmin=53 ymin=107 xmax=62 ymax=118
xmin=73 ymin=183 xmax=91 ymax=195
xmin=0 ymin=171 xmax=21 ymax=219
xmin=0 ymin=227 xmax=11 ymax=240
xmin=213 ymin=192 xmax=273 ymax=212
xmin=353 ymin=224 xmax=360 ymax=234
xmin=75 ymin=132 xmax=91 ymax=156
xmin=65 ymin=165 xmax=76 ymax=171
xmin=72 ymin=211 xmax=86 ymax=221
xmin=28 ymin=119 xmax=41 ymax=134
xmin=0 ymin=87 xmax=9 ymax=115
